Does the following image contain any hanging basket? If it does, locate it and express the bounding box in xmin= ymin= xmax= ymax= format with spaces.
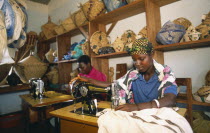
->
xmin=82 ymin=0 xmax=106 ymax=21
xmin=14 ymin=55 xmax=48 ymax=83
xmin=41 ymin=16 xmax=58 ymax=39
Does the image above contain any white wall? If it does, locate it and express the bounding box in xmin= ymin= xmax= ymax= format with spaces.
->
xmin=26 ymin=1 xmax=48 ymax=33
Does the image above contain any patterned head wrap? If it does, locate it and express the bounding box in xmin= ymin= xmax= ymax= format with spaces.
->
xmin=128 ymin=38 xmax=154 ymax=55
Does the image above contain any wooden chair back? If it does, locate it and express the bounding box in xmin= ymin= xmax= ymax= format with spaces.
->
xmin=176 ymin=78 xmax=193 ymax=126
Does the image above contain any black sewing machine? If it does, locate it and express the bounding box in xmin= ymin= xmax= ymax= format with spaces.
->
xmin=70 ymin=81 xmax=109 ymax=115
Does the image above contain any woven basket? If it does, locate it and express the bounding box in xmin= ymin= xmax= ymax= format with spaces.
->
xmin=138 ymin=26 xmax=147 ymax=38
xmin=173 ymin=17 xmax=192 ymax=30
xmin=112 ymin=37 xmax=125 ymax=52
xmin=53 ymin=20 xmax=66 ymax=35
xmin=197 ymin=86 xmax=210 ymax=96
xmin=90 ymin=31 xmax=110 ymax=54
xmin=38 ymin=31 xmax=46 ymax=42
xmin=82 ymin=0 xmax=106 ymax=21
xmin=61 ymin=15 xmax=76 ymax=31
xmin=14 ymin=55 xmax=48 ymax=83
xmin=71 ymin=9 xmax=88 ymax=27
xmin=205 ymin=70 xmax=210 ymax=86
xmin=193 ymin=92 xmax=210 ymax=103
xmin=0 ymin=63 xmax=13 ymax=85
xmin=121 ymin=30 xmax=136 ymax=50
xmin=196 ymin=24 xmax=210 ymax=39
xmin=46 ymin=67 xmax=58 ymax=84
xmin=81 ymin=41 xmax=89 ymax=55
xmin=45 ymin=49 xmax=55 ymax=63
xmin=41 ymin=16 xmax=58 ymax=39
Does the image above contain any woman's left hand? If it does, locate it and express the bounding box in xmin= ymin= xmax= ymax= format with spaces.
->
xmin=115 ymin=104 xmax=138 ymax=112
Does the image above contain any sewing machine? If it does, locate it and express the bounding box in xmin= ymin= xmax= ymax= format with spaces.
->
xmin=70 ymin=80 xmax=110 ymax=115
xmin=29 ymin=78 xmax=45 ymax=99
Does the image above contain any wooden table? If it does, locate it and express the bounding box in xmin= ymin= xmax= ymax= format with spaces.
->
xmin=50 ymin=102 xmax=187 ymax=133
xmin=20 ymin=91 xmax=74 ymax=132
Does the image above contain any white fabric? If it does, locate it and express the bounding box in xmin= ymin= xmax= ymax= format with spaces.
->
xmin=0 ymin=11 xmax=7 ymax=62
xmin=98 ymin=107 xmax=192 ymax=133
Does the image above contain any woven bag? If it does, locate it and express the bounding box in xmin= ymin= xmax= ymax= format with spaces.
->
xmin=112 ymin=37 xmax=125 ymax=52
xmin=53 ymin=20 xmax=66 ymax=35
xmin=81 ymin=41 xmax=89 ymax=55
xmin=173 ymin=17 xmax=192 ymax=30
xmin=205 ymin=70 xmax=210 ymax=86
xmin=14 ymin=54 xmax=48 ymax=83
xmin=41 ymin=16 xmax=57 ymax=39
xmin=90 ymin=31 xmax=110 ymax=54
xmin=138 ymin=26 xmax=147 ymax=38
xmin=71 ymin=9 xmax=88 ymax=27
xmin=82 ymin=0 xmax=106 ymax=21
xmin=197 ymin=86 xmax=210 ymax=97
xmin=46 ymin=67 xmax=58 ymax=84
xmin=196 ymin=24 xmax=210 ymax=39
xmin=45 ymin=49 xmax=55 ymax=63
xmin=38 ymin=31 xmax=46 ymax=42
xmin=121 ymin=30 xmax=136 ymax=50
xmin=61 ymin=13 xmax=76 ymax=31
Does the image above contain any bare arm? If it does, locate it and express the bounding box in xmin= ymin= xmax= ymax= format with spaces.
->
xmin=115 ymin=93 xmax=176 ymax=112
xmin=79 ymin=76 xmax=112 ymax=87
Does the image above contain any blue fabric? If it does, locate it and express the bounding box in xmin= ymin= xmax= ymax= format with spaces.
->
xmin=0 ymin=0 xmax=15 ymax=38
xmin=131 ymin=73 xmax=177 ymax=104
xmin=102 ymin=0 xmax=127 ymax=12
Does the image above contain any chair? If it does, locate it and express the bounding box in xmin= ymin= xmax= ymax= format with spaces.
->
xmin=176 ymin=78 xmax=193 ymax=126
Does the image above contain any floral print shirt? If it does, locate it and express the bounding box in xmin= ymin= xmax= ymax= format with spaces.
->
xmin=116 ymin=59 xmax=177 ymax=104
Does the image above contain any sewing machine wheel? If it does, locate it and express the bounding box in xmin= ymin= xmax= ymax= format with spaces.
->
xmin=79 ymin=86 xmax=88 ymax=97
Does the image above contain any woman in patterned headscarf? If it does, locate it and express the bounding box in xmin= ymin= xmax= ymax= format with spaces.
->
xmin=78 ymin=38 xmax=178 ymax=112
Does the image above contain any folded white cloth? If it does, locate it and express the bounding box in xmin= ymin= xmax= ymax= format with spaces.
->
xmin=97 ymin=107 xmax=192 ymax=133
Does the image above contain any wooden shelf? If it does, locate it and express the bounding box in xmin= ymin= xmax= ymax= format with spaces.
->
xmin=0 ymin=84 xmax=30 ymax=94
xmin=154 ymin=39 xmax=210 ymax=52
xmin=93 ymin=51 xmax=129 ymax=58
xmin=92 ymin=0 xmax=179 ymax=24
xmin=57 ymin=59 xmax=77 ymax=63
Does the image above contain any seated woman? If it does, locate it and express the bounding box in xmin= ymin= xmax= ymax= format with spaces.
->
xmin=79 ymin=38 xmax=177 ymax=112
xmin=77 ymin=55 xmax=107 ymax=100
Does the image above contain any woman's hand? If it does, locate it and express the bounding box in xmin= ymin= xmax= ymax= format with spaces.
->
xmin=115 ymin=104 xmax=138 ymax=112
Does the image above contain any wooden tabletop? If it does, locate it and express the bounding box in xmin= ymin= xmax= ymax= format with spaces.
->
xmin=20 ymin=91 xmax=74 ymax=107
xmin=50 ymin=101 xmax=187 ymax=127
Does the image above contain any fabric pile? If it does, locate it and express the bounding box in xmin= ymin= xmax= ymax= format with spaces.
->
xmin=97 ymin=107 xmax=193 ymax=133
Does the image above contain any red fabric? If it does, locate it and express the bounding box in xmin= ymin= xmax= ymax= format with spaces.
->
xmin=79 ymin=67 xmax=106 ymax=82
xmin=79 ymin=67 xmax=107 ymax=100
